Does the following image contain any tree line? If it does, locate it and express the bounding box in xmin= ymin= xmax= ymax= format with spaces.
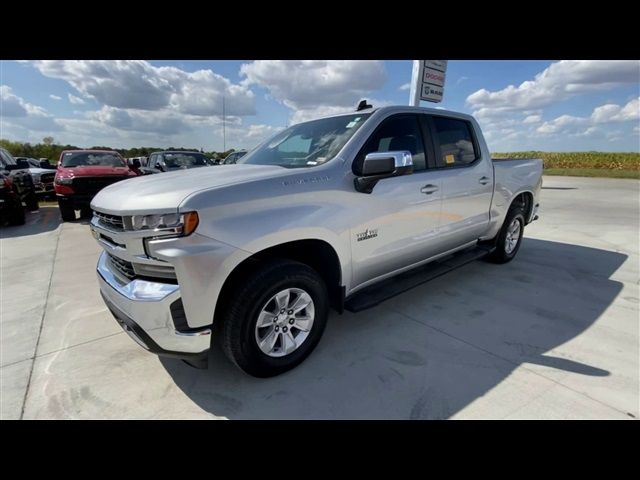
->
xmin=0 ymin=137 xmax=238 ymax=164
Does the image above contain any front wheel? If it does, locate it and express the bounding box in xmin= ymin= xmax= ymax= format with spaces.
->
xmin=221 ymin=260 xmax=329 ymax=377
xmin=486 ymin=207 xmax=525 ymax=264
xmin=58 ymin=201 xmax=76 ymax=222
xmin=25 ymin=192 xmax=39 ymax=211
xmin=7 ymin=203 xmax=26 ymax=226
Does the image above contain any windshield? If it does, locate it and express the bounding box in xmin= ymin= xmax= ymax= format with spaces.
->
xmin=62 ymin=152 xmax=126 ymax=168
xmin=163 ymin=153 xmax=209 ymax=169
xmin=238 ymin=113 xmax=370 ymax=168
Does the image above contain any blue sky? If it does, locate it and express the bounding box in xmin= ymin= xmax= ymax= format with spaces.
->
xmin=1 ymin=60 xmax=638 ymax=152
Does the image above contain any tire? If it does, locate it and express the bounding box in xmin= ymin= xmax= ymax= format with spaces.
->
xmin=486 ymin=206 xmax=525 ymax=264
xmin=25 ymin=192 xmax=39 ymax=211
xmin=7 ymin=203 xmax=26 ymax=226
xmin=58 ymin=201 xmax=76 ymax=222
xmin=221 ymin=259 xmax=329 ymax=377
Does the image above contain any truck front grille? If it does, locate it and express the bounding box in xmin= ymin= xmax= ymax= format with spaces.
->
xmin=94 ymin=211 xmax=125 ymax=231
xmin=108 ymin=254 xmax=136 ymax=281
xmin=72 ymin=176 xmax=128 ymax=196
xmin=40 ymin=173 xmax=55 ymax=185
xmin=107 ymin=253 xmax=177 ymax=283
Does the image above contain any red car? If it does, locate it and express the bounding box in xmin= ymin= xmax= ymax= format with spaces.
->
xmin=55 ymin=150 xmax=140 ymax=221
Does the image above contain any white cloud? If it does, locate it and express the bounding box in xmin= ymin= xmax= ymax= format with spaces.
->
xmin=240 ymin=60 xmax=385 ymax=121
xmin=536 ymin=115 xmax=587 ymax=134
xmin=68 ymin=93 xmax=86 ymax=105
xmin=536 ymin=98 xmax=639 ymax=136
xmin=88 ymin=106 xmax=195 ymax=135
xmin=289 ymin=98 xmax=392 ymax=124
xmin=523 ymin=114 xmax=542 ymax=124
xmin=399 ymin=82 xmax=411 ymax=91
xmin=467 ymin=60 xmax=640 ymax=111
xmin=49 ymin=94 xmax=62 ymax=101
xmin=0 ymin=85 xmax=61 ymax=131
xmin=1 ymin=85 xmax=28 ymax=116
xmin=215 ymin=123 xmax=284 ymax=150
xmin=456 ymin=76 xmax=469 ymax=85
xmin=27 ymin=60 xmax=255 ymax=116
xmin=591 ymin=97 xmax=639 ymax=123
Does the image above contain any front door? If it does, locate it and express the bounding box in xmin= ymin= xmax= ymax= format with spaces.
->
xmin=349 ymin=114 xmax=444 ymax=290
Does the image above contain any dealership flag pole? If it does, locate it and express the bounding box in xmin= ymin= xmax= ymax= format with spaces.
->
xmin=409 ymin=60 xmax=422 ymax=106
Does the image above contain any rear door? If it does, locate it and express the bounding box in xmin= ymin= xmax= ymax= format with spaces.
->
xmin=425 ymin=115 xmax=493 ymax=250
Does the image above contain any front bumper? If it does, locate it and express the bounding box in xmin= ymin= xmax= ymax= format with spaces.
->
xmin=57 ymin=194 xmax=94 ymax=209
xmin=97 ymin=251 xmax=211 ymax=359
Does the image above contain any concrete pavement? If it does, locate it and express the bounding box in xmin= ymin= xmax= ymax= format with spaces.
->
xmin=1 ymin=176 xmax=638 ymax=419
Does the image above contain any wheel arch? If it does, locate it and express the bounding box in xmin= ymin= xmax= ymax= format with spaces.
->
xmin=213 ymin=239 xmax=345 ymax=330
xmin=510 ymin=190 xmax=534 ymax=223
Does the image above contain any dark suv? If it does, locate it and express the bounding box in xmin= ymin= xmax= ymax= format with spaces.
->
xmin=0 ymin=147 xmax=39 ymax=215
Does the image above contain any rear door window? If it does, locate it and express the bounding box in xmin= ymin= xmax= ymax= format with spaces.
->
xmin=430 ymin=117 xmax=478 ymax=168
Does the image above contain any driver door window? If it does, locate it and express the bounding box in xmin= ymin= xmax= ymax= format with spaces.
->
xmin=356 ymin=115 xmax=427 ymax=173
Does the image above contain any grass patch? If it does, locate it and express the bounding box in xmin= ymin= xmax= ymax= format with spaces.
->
xmin=543 ymin=168 xmax=640 ymax=179
xmin=494 ymin=152 xmax=639 ymax=179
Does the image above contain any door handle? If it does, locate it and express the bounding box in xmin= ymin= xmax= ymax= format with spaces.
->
xmin=479 ymin=176 xmax=490 ymax=185
xmin=420 ymin=184 xmax=439 ymax=194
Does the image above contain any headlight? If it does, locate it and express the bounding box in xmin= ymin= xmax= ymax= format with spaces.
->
xmin=128 ymin=211 xmax=198 ymax=236
xmin=31 ymin=173 xmax=41 ymax=183
xmin=55 ymin=177 xmax=73 ymax=185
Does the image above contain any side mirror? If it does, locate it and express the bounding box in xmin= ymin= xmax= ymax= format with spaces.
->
xmin=354 ymin=151 xmax=414 ymax=193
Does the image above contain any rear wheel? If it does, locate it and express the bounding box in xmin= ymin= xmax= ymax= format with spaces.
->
xmin=486 ymin=206 xmax=525 ymax=264
xmin=221 ymin=259 xmax=329 ymax=377
xmin=58 ymin=201 xmax=76 ymax=222
xmin=7 ymin=203 xmax=26 ymax=226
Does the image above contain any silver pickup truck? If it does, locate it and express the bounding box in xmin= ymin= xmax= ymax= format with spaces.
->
xmin=90 ymin=106 xmax=542 ymax=377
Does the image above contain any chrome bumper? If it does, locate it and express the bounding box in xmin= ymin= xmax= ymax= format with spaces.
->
xmin=97 ymin=251 xmax=211 ymax=356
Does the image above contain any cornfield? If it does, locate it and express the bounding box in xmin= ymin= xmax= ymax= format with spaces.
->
xmin=492 ymin=152 xmax=640 ymax=171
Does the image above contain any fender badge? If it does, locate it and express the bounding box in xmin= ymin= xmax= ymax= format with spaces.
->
xmin=356 ymin=228 xmax=378 ymax=242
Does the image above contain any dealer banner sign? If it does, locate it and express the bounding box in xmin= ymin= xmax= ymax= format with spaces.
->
xmin=409 ymin=60 xmax=448 ymax=105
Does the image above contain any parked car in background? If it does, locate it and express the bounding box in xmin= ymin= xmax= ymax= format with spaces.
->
xmin=90 ymin=105 xmax=542 ymax=377
xmin=0 ymin=147 xmax=39 ymax=212
xmin=125 ymin=157 xmax=158 ymax=176
xmin=146 ymin=151 xmax=212 ymax=172
xmin=55 ymin=149 xmax=140 ymax=221
xmin=15 ymin=157 xmax=57 ymax=198
xmin=221 ymin=150 xmax=247 ymax=165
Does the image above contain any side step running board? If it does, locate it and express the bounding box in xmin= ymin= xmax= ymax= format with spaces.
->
xmin=344 ymin=245 xmax=494 ymax=313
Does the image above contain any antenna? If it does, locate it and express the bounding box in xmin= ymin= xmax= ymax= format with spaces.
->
xmin=356 ymin=99 xmax=372 ymax=111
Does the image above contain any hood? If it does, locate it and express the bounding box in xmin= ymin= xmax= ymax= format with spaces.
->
xmin=91 ymin=164 xmax=287 ymax=215
xmin=57 ymin=165 xmax=133 ymax=178
xmin=28 ymin=167 xmax=56 ymax=175
xmin=167 ymin=164 xmax=207 ymax=170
